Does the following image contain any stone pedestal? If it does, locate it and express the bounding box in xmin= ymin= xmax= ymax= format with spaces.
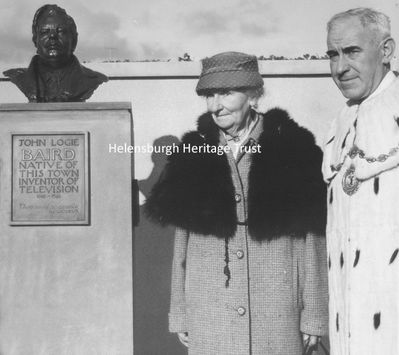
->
xmin=0 ymin=102 xmax=134 ymax=354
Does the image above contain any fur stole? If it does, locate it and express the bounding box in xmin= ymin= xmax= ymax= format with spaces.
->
xmin=146 ymin=108 xmax=326 ymax=241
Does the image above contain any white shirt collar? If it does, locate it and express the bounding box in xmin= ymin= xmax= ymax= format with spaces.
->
xmin=364 ymin=71 xmax=396 ymax=102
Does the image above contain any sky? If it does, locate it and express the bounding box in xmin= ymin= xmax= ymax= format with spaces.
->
xmin=0 ymin=0 xmax=398 ymax=66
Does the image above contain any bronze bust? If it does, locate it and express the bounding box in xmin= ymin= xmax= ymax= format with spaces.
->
xmin=3 ymin=4 xmax=108 ymax=102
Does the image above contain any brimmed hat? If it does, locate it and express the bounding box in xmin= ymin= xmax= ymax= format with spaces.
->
xmin=196 ymin=51 xmax=264 ymax=95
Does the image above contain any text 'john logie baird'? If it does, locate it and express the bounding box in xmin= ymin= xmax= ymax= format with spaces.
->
xmin=16 ymin=136 xmax=82 ymax=195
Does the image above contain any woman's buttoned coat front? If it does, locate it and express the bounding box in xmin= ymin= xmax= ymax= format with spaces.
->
xmin=167 ymin=113 xmax=328 ymax=355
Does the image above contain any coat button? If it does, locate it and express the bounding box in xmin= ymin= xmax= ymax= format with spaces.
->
xmin=236 ymin=250 xmax=244 ymax=259
xmin=235 ymin=193 xmax=241 ymax=202
xmin=237 ymin=306 xmax=246 ymax=316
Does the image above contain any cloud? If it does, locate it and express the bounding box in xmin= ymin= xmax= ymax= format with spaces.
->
xmin=0 ymin=34 xmax=33 ymax=65
xmin=0 ymin=2 xmax=37 ymax=64
xmin=171 ymin=0 xmax=283 ymax=58
xmin=2 ymin=0 xmax=390 ymax=64
xmin=64 ymin=3 xmax=137 ymax=61
xmin=139 ymin=43 xmax=169 ymax=60
xmin=181 ymin=0 xmax=281 ymax=39
xmin=184 ymin=11 xmax=229 ymax=35
xmin=239 ymin=22 xmax=278 ymax=37
xmin=73 ymin=9 xmax=136 ymax=61
xmin=237 ymin=1 xmax=280 ymax=37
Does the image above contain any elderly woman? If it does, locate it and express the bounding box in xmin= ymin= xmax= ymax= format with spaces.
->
xmin=147 ymin=51 xmax=328 ymax=355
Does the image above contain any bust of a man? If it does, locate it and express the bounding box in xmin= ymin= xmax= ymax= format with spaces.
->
xmin=3 ymin=4 xmax=108 ymax=102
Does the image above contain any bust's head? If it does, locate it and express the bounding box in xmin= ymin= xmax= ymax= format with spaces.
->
xmin=32 ymin=4 xmax=78 ymax=68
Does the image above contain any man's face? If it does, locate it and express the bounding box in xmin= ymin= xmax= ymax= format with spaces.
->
xmin=327 ymin=17 xmax=387 ymax=101
xmin=35 ymin=13 xmax=75 ymax=66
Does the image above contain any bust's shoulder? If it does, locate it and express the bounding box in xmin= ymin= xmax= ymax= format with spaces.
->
xmin=79 ymin=64 xmax=108 ymax=84
xmin=3 ymin=68 xmax=28 ymax=81
xmin=3 ymin=56 xmax=37 ymax=89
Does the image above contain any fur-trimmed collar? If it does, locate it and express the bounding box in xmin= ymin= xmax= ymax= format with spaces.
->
xmin=146 ymin=108 xmax=326 ymax=240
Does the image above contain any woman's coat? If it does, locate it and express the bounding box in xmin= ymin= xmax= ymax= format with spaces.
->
xmin=147 ymin=109 xmax=329 ymax=355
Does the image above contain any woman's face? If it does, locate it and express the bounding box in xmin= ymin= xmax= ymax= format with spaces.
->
xmin=205 ymin=89 xmax=256 ymax=135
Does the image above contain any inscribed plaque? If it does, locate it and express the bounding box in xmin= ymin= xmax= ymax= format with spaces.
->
xmin=11 ymin=132 xmax=89 ymax=225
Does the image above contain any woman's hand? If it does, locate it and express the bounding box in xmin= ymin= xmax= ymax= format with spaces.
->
xmin=177 ymin=332 xmax=189 ymax=347
xmin=302 ymin=333 xmax=320 ymax=354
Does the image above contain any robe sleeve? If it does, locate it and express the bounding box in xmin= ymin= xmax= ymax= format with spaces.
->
xmin=299 ymin=233 xmax=329 ymax=336
xmin=168 ymin=227 xmax=189 ymax=333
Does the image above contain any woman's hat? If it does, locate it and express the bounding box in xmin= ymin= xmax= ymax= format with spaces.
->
xmin=196 ymin=51 xmax=264 ymax=95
